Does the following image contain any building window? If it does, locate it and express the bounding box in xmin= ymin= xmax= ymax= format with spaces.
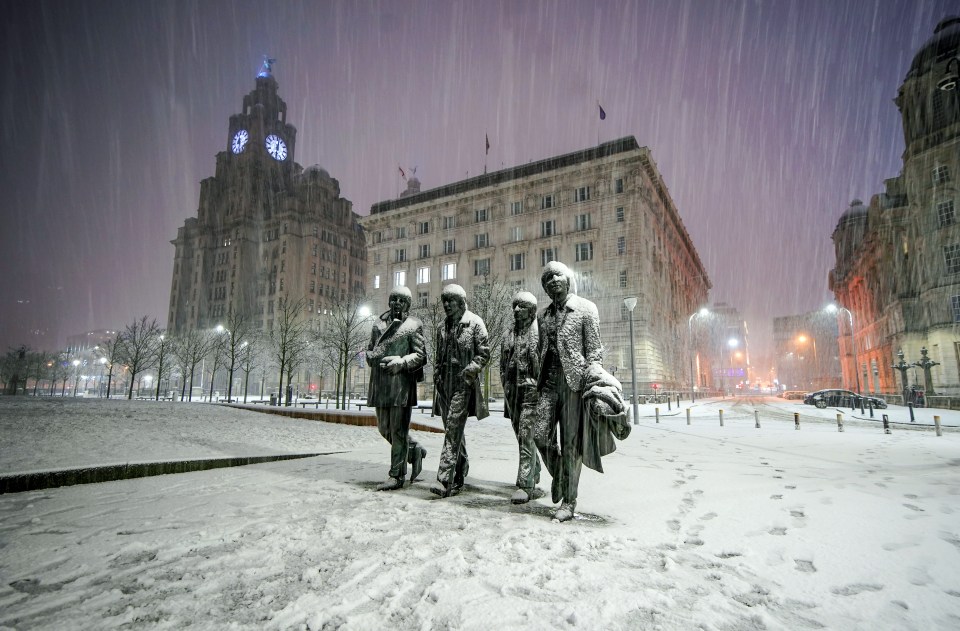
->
xmin=394 ymin=270 xmax=407 ymax=287
xmin=373 ymin=275 xmax=380 ymax=289
xmin=540 ymin=220 xmax=557 ymax=237
xmin=396 ymin=248 xmax=407 ymax=263
xmin=945 ymin=244 xmax=960 ymax=274
xmin=615 ymin=178 xmax=624 ymax=194
xmin=443 ymin=216 xmax=456 ymax=229
xmin=575 ymin=213 xmax=592 ymax=231
xmin=509 ymin=253 xmax=526 ymax=271
xmin=443 ymin=239 xmax=456 ymax=254
xmin=575 ymin=186 xmax=590 ymax=202
xmin=616 ymin=206 xmax=625 ymax=222
xmin=396 ymin=226 xmax=407 ymax=239
xmin=417 ymin=267 xmax=430 ymax=284
xmin=541 ymin=194 xmax=554 ymax=210
xmin=475 ymin=233 xmax=490 ymax=249
xmin=373 ymin=253 xmax=381 ymax=265
xmin=619 ymin=271 xmax=627 ymax=288
xmin=475 ymin=208 xmax=488 ymax=223
xmin=442 ymin=262 xmax=457 ymax=280
xmin=418 ymin=292 xmax=430 ymax=308
xmin=418 ymin=243 xmax=431 ymax=258
xmin=617 ymin=236 xmax=626 ymax=255
xmin=575 ymin=242 xmax=594 ymax=262
xmin=310 ymin=280 xmax=316 ymax=293
xmin=952 ymin=295 xmax=960 ymax=322
xmin=510 ymin=201 xmax=523 ymax=216
xmin=510 ymin=226 xmax=523 ymax=242
xmin=934 ymin=165 xmax=951 ymax=185
xmin=417 ymin=221 xmax=430 ymax=235
xmin=373 ymin=231 xmax=382 ymax=244
xmin=540 ymin=248 xmax=557 ymax=267
xmin=938 ymin=200 xmax=956 ymax=227
xmin=474 ymin=258 xmax=491 ymax=276
xmin=620 ymin=304 xmax=631 ymax=321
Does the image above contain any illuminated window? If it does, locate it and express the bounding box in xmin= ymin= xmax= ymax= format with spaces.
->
xmin=417 ymin=267 xmax=430 ymax=284
xmin=442 ymin=262 xmax=457 ymax=280
xmin=394 ymin=270 xmax=407 ymax=287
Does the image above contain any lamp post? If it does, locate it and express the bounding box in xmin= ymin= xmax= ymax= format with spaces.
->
xmin=688 ymin=308 xmax=709 ymax=403
xmin=72 ymin=359 xmax=81 ymax=397
xmin=912 ymin=346 xmax=940 ymax=396
xmin=892 ymin=349 xmax=912 ymax=403
xmin=624 ymin=297 xmax=640 ymax=425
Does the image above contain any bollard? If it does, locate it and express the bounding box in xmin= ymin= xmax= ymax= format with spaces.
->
xmin=909 ymin=403 xmax=915 ymax=423
xmin=882 ymin=414 xmax=891 ymax=434
xmin=935 ymin=415 xmax=942 ymax=437
xmin=794 ymin=412 xmax=800 ymax=430
xmin=686 ymin=408 xmax=691 ymax=425
xmin=836 ymin=413 xmax=844 ymax=433
xmin=754 ymin=410 xmax=760 ymax=429
xmin=655 ymin=407 xmax=660 ymax=423
xmin=719 ymin=409 xmax=724 ymax=427
xmin=677 ymin=394 xmax=681 ymax=408
xmin=859 ymin=398 xmax=865 ymax=414
xmin=868 ymin=400 xmax=874 ymax=418
xmin=667 ymin=398 xmax=672 ymax=411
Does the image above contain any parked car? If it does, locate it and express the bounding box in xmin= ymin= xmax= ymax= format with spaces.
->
xmin=779 ymin=390 xmax=806 ymax=400
xmin=803 ymin=389 xmax=887 ymax=410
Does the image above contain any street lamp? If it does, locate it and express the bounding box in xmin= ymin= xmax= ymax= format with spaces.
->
xmin=825 ymin=303 xmax=860 ymax=394
xmin=724 ymin=338 xmax=738 ymax=395
xmin=623 ymin=297 xmax=640 ymax=425
xmin=687 ymin=308 xmax=709 ymax=402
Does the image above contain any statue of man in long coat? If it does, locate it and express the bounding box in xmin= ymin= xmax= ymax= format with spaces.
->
xmin=366 ymin=286 xmax=428 ymax=490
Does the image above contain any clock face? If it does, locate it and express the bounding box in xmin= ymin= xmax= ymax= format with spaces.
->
xmin=265 ymin=134 xmax=288 ymax=161
xmin=231 ymin=129 xmax=249 ymax=154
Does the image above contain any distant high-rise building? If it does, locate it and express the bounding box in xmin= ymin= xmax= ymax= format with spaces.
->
xmin=706 ymin=302 xmax=751 ymax=392
xmin=829 ymin=16 xmax=960 ymax=397
xmin=167 ymin=70 xmax=366 ymax=340
xmin=361 ymin=137 xmax=710 ymax=397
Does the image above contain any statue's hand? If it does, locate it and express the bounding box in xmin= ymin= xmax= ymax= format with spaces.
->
xmin=381 ymin=356 xmax=404 ymax=374
xmin=461 ymin=365 xmax=479 ymax=383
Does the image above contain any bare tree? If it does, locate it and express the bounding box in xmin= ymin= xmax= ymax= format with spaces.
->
xmin=118 ymin=316 xmax=161 ymax=399
xmin=0 ymin=346 xmax=29 ymax=395
xmin=171 ymin=329 xmax=213 ymax=402
xmin=269 ymin=295 xmax=311 ymax=405
xmin=220 ymin=311 xmax=253 ymax=402
xmin=153 ymin=333 xmax=171 ymax=400
xmin=469 ymin=274 xmax=514 ymax=399
xmin=316 ymin=294 xmax=373 ymax=409
xmin=238 ymin=332 xmax=264 ymax=403
xmin=101 ymin=330 xmax=125 ymax=398
xmin=28 ymin=350 xmax=50 ymax=396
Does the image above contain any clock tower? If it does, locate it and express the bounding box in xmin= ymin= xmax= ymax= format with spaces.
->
xmin=168 ymin=64 xmax=367 ymax=391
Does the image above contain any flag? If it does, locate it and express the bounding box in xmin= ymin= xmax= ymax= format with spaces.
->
xmin=599 ymin=104 xmax=607 ymax=120
xmin=398 ymin=165 xmax=406 ymax=179
xmin=485 ymin=133 xmax=490 ymax=155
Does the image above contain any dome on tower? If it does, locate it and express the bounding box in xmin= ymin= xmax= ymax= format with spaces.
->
xmin=837 ymin=199 xmax=868 ymax=229
xmin=905 ymin=16 xmax=960 ymax=81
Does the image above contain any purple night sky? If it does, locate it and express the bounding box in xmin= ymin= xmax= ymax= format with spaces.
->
xmin=1 ymin=0 xmax=955 ymax=358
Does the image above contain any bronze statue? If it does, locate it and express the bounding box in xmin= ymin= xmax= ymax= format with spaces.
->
xmin=431 ymin=284 xmax=491 ymax=498
xmin=535 ymin=262 xmax=629 ymax=521
xmin=366 ymin=286 xmax=428 ymax=491
xmin=500 ymin=291 xmax=544 ymax=504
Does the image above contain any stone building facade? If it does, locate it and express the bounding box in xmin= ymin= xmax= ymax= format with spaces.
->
xmin=168 ymin=72 xmax=366 ymax=379
xmin=773 ymin=311 xmax=841 ymax=392
xmin=829 ymin=17 xmax=960 ymax=398
xmin=360 ymin=137 xmax=710 ymax=398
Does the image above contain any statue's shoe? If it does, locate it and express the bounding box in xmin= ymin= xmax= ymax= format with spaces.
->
xmin=511 ymin=488 xmax=531 ymax=504
xmin=551 ymin=475 xmax=562 ymax=504
xmin=430 ymin=481 xmax=459 ymax=498
xmin=376 ymin=477 xmax=404 ymax=491
xmin=554 ymin=502 xmax=576 ymax=522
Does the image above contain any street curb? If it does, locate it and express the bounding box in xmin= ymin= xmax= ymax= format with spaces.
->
xmin=225 ymin=403 xmax=445 ymax=434
xmin=0 ymin=452 xmax=330 ymax=495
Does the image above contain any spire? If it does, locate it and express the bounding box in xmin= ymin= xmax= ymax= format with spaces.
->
xmin=257 ymin=55 xmax=277 ymax=79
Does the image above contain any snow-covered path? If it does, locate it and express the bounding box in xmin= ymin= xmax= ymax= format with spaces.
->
xmin=1 ymin=398 xmax=959 ymax=629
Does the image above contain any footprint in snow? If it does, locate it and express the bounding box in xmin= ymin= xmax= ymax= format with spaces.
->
xmin=794 ymin=559 xmax=817 ymax=573
xmin=831 ymin=583 xmax=883 ymax=596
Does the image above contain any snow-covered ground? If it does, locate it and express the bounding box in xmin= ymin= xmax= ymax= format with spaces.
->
xmin=1 ymin=396 xmax=959 ymax=630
